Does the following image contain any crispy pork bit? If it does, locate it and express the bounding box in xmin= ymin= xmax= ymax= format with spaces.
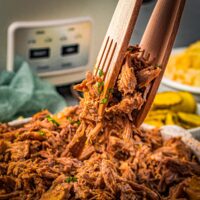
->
xmin=0 ymin=46 xmax=199 ymax=200
xmin=106 ymin=93 xmax=144 ymax=116
xmin=118 ymin=54 xmax=137 ymax=95
xmin=136 ymin=66 xmax=161 ymax=88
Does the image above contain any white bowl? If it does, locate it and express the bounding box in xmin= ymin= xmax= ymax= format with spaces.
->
xmin=161 ymin=47 xmax=200 ymax=101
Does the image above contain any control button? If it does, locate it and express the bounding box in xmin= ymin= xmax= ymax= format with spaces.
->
xmin=75 ymin=34 xmax=82 ymax=39
xmin=36 ymin=30 xmax=45 ymax=35
xmin=60 ymin=36 xmax=67 ymax=41
xmin=68 ymin=27 xmax=75 ymax=31
xmin=61 ymin=62 xmax=73 ymax=68
xmin=28 ymin=39 xmax=36 ymax=44
xmin=29 ymin=48 xmax=50 ymax=59
xmin=37 ymin=65 xmax=50 ymax=70
xmin=61 ymin=44 xmax=79 ymax=56
xmin=44 ymin=37 xmax=52 ymax=43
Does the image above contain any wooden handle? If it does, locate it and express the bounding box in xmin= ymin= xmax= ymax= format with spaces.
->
xmin=95 ymin=0 xmax=142 ymax=77
xmin=106 ymin=0 xmax=141 ymax=43
xmin=135 ymin=0 xmax=186 ymax=127
xmin=140 ymin=0 xmax=185 ymax=64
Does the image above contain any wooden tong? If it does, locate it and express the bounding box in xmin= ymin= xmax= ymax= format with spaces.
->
xmin=135 ymin=0 xmax=186 ymax=126
xmin=66 ymin=0 xmax=186 ymax=157
xmin=94 ymin=0 xmax=142 ymax=116
xmin=95 ymin=0 xmax=185 ymax=126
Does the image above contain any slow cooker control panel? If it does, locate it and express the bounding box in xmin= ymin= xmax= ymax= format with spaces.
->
xmin=7 ymin=18 xmax=92 ymax=77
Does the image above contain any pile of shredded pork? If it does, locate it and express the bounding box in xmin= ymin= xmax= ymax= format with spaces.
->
xmin=0 ymin=46 xmax=200 ymax=200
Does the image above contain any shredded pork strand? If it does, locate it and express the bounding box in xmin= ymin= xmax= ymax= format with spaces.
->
xmin=0 ymin=46 xmax=199 ymax=200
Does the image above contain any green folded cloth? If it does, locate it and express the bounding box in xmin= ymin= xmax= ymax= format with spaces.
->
xmin=0 ymin=62 xmax=67 ymax=122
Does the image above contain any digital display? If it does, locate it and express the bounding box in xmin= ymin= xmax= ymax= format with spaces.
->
xmin=30 ymin=48 xmax=49 ymax=59
xmin=62 ymin=44 xmax=79 ymax=56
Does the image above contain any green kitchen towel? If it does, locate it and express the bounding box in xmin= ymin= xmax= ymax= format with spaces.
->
xmin=0 ymin=62 xmax=67 ymax=122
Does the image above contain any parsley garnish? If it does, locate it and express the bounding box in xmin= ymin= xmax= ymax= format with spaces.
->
xmin=100 ymin=98 xmax=108 ymax=104
xmin=67 ymin=116 xmax=73 ymax=123
xmin=97 ymin=81 xmax=104 ymax=94
xmin=65 ymin=176 xmax=78 ymax=183
xmin=38 ymin=130 xmax=45 ymax=136
xmin=76 ymin=120 xmax=81 ymax=125
xmin=46 ymin=115 xmax=60 ymax=126
xmin=97 ymin=81 xmax=104 ymax=88
xmin=98 ymin=69 xmax=104 ymax=77
xmin=67 ymin=117 xmax=81 ymax=126
xmin=108 ymin=88 xmax=114 ymax=94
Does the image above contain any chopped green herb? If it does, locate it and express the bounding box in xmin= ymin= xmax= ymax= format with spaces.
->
xmin=98 ymin=88 xmax=101 ymax=94
xmin=76 ymin=120 xmax=81 ymax=125
xmin=100 ymin=98 xmax=108 ymax=104
xmin=67 ymin=116 xmax=73 ymax=123
xmin=98 ymin=69 xmax=104 ymax=77
xmin=97 ymin=81 xmax=104 ymax=88
xmin=108 ymin=88 xmax=114 ymax=94
xmin=97 ymin=81 xmax=104 ymax=94
xmin=38 ymin=130 xmax=45 ymax=136
xmin=65 ymin=176 xmax=78 ymax=183
xmin=67 ymin=117 xmax=81 ymax=126
xmin=46 ymin=115 xmax=60 ymax=126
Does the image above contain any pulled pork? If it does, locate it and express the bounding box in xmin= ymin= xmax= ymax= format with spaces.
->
xmin=0 ymin=46 xmax=199 ymax=200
